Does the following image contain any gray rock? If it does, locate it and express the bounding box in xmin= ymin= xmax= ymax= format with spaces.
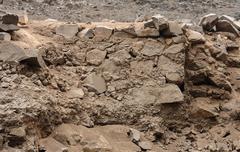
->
xmin=78 ymin=28 xmax=94 ymax=39
xmin=0 ymin=32 xmax=11 ymax=41
xmin=199 ymin=13 xmax=218 ymax=31
xmin=185 ymin=29 xmax=205 ymax=44
xmin=56 ymin=24 xmax=79 ymax=39
xmin=67 ymin=88 xmax=84 ymax=99
xmin=152 ymin=14 xmax=168 ymax=31
xmin=138 ymin=141 xmax=153 ymax=150
xmin=141 ymin=40 xmax=164 ymax=56
xmin=84 ymin=73 xmax=106 ymax=94
xmin=135 ymin=23 xmax=159 ymax=37
xmin=0 ymin=24 xmax=19 ymax=32
xmin=128 ymin=128 xmax=141 ymax=143
xmin=2 ymin=14 xmax=19 ymax=25
xmin=94 ymin=25 xmax=113 ymax=41
xmin=86 ymin=49 xmax=107 ymax=66
xmin=216 ymin=20 xmax=240 ymax=37
xmin=162 ymin=21 xmax=183 ymax=37
xmin=0 ymin=42 xmax=46 ymax=68
xmin=144 ymin=19 xmax=155 ymax=28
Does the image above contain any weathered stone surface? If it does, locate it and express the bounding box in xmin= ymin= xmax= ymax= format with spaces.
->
xmin=216 ymin=20 xmax=240 ymax=37
xmin=84 ymin=73 xmax=106 ymax=94
xmin=185 ymin=29 xmax=205 ymax=44
xmin=130 ymin=60 xmax=154 ymax=76
xmin=39 ymin=137 xmax=68 ymax=152
xmin=191 ymin=98 xmax=219 ymax=118
xmin=67 ymin=88 xmax=84 ymax=99
xmin=2 ymin=14 xmax=19 ymax=25
xmin=127 ymin=84 xmax=184 ymax=105
xmin=144 ymin=19 xmax=155 ymax=28
xmin=9 ymin=127 xmax=26 ymax=138
xmin=18 ymin=12 xmax=29 ymax=25
xmin=0 ymin=42 xmax=46 ymax=68
xmin=8 ymin=127 xmax=26 ymax=147
xmin=86 ymin=49 xmax=106 ymax=66
xmin=141 ymin=40 xmax=164 ymax=56
xmin=94 ymin=26 xmax=113 ymax=41
xmin=78 ymin=28 xmax=94 ymax=39
xmin=56 ymin=24 xmax=79 ymax=39
xmin=151 ymin=14 xmax=168 ymax=31
xmin=0 ymin=32 xmax=11 ymax=41
xmin=0 ymin=24 xmax=19 ymax=32
xmin=162 ymin=21 xmax=183 ymax=37
xmin=199 ymin=13 xmax=218 ymax=31
xmin=128 ymin=128 xmax=141 ymax=143
xmin=138 ymin=141 xmax=153 ymax=150
xmin=135 ymin=23 xmax=159 ymax=37
xmin=164 ymin=43 xmax=184 ymax=56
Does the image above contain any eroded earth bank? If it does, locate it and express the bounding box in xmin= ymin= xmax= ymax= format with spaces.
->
xmin=0 ymin=11 xmax=240 ymax=152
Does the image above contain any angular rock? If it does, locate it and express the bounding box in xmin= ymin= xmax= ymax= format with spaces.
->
xmin=84 ymin=73 xmax=106 ymax=94
xmin=121 ymin=24 xmax=136 ymax=36
xmin=185 ymin=29 xmax=206 ymax=44
xmin=151 ymin=14 xmax=168 ymax=31
xmin=56 ymin=24 xmax=79 ymax=39
xmin=0 ymin=24 xmax=20 ymax=32
xmin=86 ymin=49 xmax=107 ymax=66
xmin=0 ymin=42 xmax=46 ymax=68
xmin=233 ymin=21 xmax=240 ymax=30
xmin=8 ymin=127 xmax=26 ymax=147
xmin=52 ymin=124 xmax=82 ymax=146
xmin=0 ymin=32 xmax=11 ymax=41
xmin=2 ymin=14 xmax=19 ymax=25
xmin=138 ymin=141 xmax=153 ymax=150
xmin=39 ymin=137 xmax=68 ymax=152
xmin=144 ymin=19 xmax=155 ymax=28
xmin=78 ymin=28 xmax=94 ymax=39
xmin=94 ymin=26 xmax=113 ymax=41
xmin=162 ymin=21 xmax=183 ymax=37
xmin=141 ymin=40 xmax=164 ymax=56
xmin=164 ymin=43 xmax=185 ymax=56
xmin=18 ymin=12 xmax=29 ymax=25
xmin=135 ymin=23 xmax=159 ymax=37
xmin=199 ymin=13 xmax=218 ymax=31
xmin=216 ymin=20 xmax=240 ymax=37
xmin=67 ymin=88 xmax=84 ymax=99
xmin=128 ymin=128 xmax=141 ymax=143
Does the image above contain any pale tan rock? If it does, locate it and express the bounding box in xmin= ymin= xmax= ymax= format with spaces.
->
xmin=67 ymin=88 xmax=85 ymax=99
xmin=84 ymin=73 xmax=106 ymax=94
xmin=134 ymin=23 xmax=159 ymax=37
xmin=141 ymin=40 xmax=164 ymax=56
xmin=86 ymin=49 xmax=107 ymax=66
xmin=94 ymin=26 xmax=113 ymax=41
xmin=56 ymin=24 xmax=79 ymax=39
xmin=185 ymin=29 xmax=206 ymax=43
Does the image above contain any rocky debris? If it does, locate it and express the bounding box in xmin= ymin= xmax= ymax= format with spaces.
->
xmin=199 ymin=13 xmax=218 ymax=31
xmin=83 ymin=73 xmax=106 ymax=94
xmin=17 ymin=11 xmax=29 ymax=25
xmin=185 ymin=29 xmax=205 ymax=44
xmin=86 ymin=49 xmax=107 ymax=66
xmin=151 ymin=14 xmax=168 ymax=31
xmin=94 ymin=26 xmax=113 ymax=41
xmin=134 ymin=23 xmax=159 ymax=37
xmin=143 ymin=19 xmax=155 ymax=28
xmin=67 ymin=88 xmax=84 ymax=99
xmin=141 ymin=40 xmax=164 ymax=56
xmin=0 ymin=32 xmax=11 ymax=41
xmin=2 ymin=13 xmax=19 ymax=25
xmin=8 ymin=127 xmax=26 ymax=147
xmin=216 ymin=20 xmax=240 ymax=37
xmin=55 ymin=24 xmax=79 ymax=39
xmin=78 ymin=28 xmax=94 ymax=39
xmin=128 ymin=128 xmax=141 ymax=143
xmin=162 ymin=21 xmax=183 ymax=37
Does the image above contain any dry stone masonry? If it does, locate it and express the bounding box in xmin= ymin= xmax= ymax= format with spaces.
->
xmin=0 ymin=11 xmax=239 ymax=152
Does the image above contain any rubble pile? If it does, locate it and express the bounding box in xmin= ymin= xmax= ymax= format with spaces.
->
xmin=0 ymin=11 xmax=239 ymax=152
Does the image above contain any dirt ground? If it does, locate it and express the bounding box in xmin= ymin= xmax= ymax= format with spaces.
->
xmin=1 ymin=0 xmax=240 ymax=22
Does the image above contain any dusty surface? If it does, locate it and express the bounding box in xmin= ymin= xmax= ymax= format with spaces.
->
xmin=1 ymin=0 xmax=240 ymax=23
xmin=0 ymin=1 xmax=240 ymax=152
